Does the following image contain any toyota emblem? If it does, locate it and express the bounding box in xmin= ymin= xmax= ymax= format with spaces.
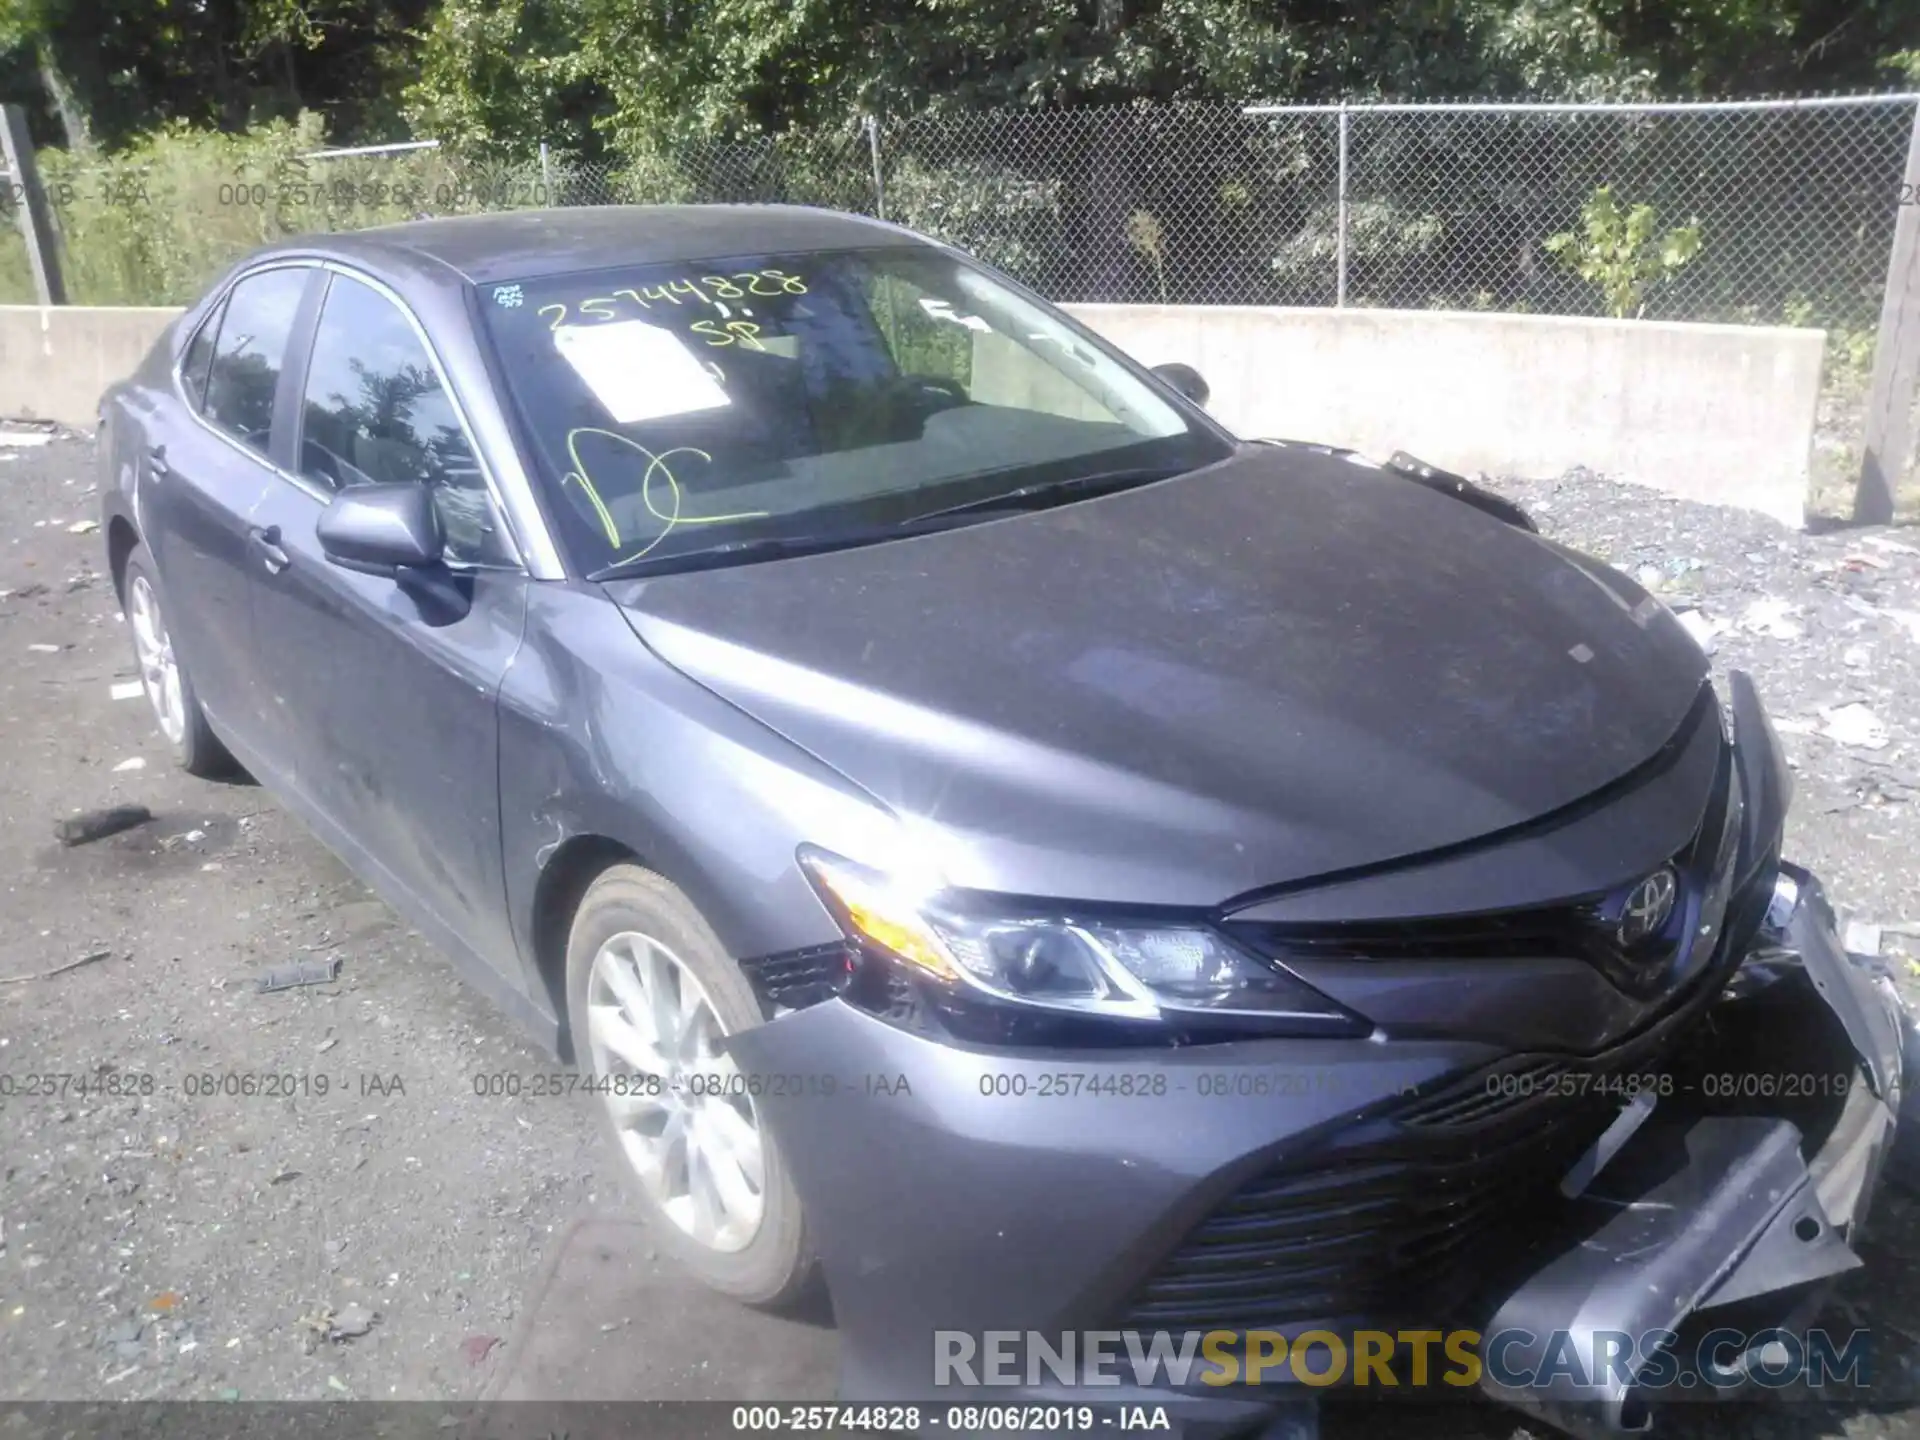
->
xmin=1616 ymin=866 xmax=1679 ymax=948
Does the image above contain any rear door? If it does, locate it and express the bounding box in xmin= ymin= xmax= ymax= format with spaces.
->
xmin=243 ymin=266 xmax=528 ymax=969
xmin=142 ymin=264 xmax=317 ymax=753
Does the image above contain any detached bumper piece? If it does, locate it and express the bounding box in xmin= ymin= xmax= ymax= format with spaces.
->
xmin=1478 ymin=863 xmax=1907 ymax=1435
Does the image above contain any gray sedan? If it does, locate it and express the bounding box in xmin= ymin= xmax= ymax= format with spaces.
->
xmin=100 ymin=204 xmax=1917 ymax=1434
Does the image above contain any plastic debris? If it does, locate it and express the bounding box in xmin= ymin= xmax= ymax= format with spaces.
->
xmin=27 ymin=643 xmax=61 ymax=654
xmin=329 ymin=1302 xmax=375 ymax=1340
xmin=109 ymin=681 xmax=143 ymax=701
xmin=111 ymin=758 xmax=146 ymax=773
xmin=1740 ymin=597 xmax=1804 ymax=640
xmin=66 ymin=519 xmax=98 ymax=535
xmin=55 ymin=805 xmax=152 ymax=846
xmin=1672 ymin=608 xmax=1728 ymax=655
xmin=255 ymin=957 xmax=342 ymax=993
xmin=1845 ymin=921 xmax=1884 ymax=956
xmin=1822 ymin=703 xmax=1890 ymax=750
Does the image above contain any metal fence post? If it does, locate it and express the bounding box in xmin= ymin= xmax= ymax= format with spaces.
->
xmin=1335 ymin=102 xmax=1350 ymax=308
xmin=0 ymin=103 xmax=66 ymax=306
xmin=1858 ymin=98 xmax=1920 ymax=524
xmin=866 ymin=114 xmax=886 ymax=221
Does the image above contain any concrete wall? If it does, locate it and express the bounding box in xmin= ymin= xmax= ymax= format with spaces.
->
xmin=1 ymin=305 xmax=182 ymax=428
xmin=1064 ymin=304 xmax=1826 ymax=527
xmin=4 ymin=301 xmax=1826 ymax=526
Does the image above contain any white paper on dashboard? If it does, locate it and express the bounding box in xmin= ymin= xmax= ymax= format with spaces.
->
xmin=552 ymin=320 xmax=731 ymax=423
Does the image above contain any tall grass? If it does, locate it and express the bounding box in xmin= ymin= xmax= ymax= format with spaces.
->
xmin=0 ymin=113 xmax=552 ymax=306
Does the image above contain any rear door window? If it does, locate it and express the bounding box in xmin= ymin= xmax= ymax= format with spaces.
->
xmin=179 ymin=297 xmax=226 ymax=412
xmin=203 ymin=267 xmax=310 ymax=455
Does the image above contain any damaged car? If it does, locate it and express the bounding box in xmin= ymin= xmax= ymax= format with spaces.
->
xmin=97 ymin=204 xmax=1919 ymax=1436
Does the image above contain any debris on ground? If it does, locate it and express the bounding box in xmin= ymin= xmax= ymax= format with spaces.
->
xmin=328 ymin=1302 xmax=376 ymax=1341
xmin=1741 ymin=596 xmax=1805 ymax=640
xmin=65 ymin=520 xmax=97 ymax=535
xmin=54 ymin=804 xmax=153 ymax=846
xmin=1672 ymin=608 xmax=1730 ymax=654
xmin=459 ymin=1334 xmax=501 ymax=1366
xmin=0 ymin=950 xmax=113 ymax=987
xmin=255 ymin=956 xmax=343 ymax=993
xmin=1846 ymin=921 xmax=1886 ymax=956
xmin=110 ymin=757 xmax=146 ymax=773
xmin=27 ymin=643 xmax=62 ymax=654
xmin=108 ymin=681 xmax=143 ymax=701
xmin=1824 ymin=703 xmax=1892 ymax=750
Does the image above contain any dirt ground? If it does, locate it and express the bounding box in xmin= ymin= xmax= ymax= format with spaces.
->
xmin=4 ymin=433 xmax=1920 ymax=1438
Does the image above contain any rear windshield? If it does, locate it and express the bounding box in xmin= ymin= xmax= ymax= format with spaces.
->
xmin=476 ymin=246 xmax=1231 ymax=576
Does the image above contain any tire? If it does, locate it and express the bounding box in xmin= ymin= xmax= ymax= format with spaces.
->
xmin=564 ymin=863 xmax=815 ymax=1307
xmin=121 ymin=543 xmax=235 ymax=779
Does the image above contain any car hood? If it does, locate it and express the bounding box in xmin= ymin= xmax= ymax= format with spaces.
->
xmin=605 ymin=443 xmax=1708 ymax=908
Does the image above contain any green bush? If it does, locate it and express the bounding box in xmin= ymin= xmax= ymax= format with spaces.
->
xmin=1544 ymin=185 xmax=1702 ymax=319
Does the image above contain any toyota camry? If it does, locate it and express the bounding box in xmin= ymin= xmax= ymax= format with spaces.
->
xmin=99 ymin=204 xmax=1920 ymax=1436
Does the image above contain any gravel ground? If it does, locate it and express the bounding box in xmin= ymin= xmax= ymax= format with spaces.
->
xmin=3 ymin=433 xmax=1920 ymax=1437
xmin=0 ymin=436 xmax=627 ymax=1403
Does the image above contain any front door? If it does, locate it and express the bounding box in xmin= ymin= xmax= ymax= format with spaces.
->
xmin=244 ymin=267 xmax=528 ymax=970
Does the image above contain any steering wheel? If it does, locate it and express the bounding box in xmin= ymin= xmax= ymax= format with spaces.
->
xmin=905 ymin=374 xmax=970 ymax=408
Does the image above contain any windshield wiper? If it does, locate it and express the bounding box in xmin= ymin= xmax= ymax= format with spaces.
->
xmin=900 ymin=466 xmax=1185 ymax=526
xmin=588 ymin=527 xmax=903 ymax=582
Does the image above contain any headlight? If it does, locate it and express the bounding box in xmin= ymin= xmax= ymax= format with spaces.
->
xmin=799 ymin=847 xmax=1355 ymax=1031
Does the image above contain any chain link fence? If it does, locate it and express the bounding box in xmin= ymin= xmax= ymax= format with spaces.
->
xmin=5 ymin=93 xmax=1916 ymax=510
xmin=543 ymin=96 xmax=1919 ymax=333
xmin=6 ymin=95 xmax=1914 ymax=331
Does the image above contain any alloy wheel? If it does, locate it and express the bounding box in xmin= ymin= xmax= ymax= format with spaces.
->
xmin=585 ymin=930 xmax=766 ymax=1252
xmin=127 ymin=574 xmax=185 ymax=745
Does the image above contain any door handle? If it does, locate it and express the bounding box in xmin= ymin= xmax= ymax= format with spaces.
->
xmin=145 ymin=445 xmax=169 ymax=479
xmin=250 ymin=525 xmax=290 ymax=574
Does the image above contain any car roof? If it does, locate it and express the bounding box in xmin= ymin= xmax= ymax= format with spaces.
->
xmin=266 ymin=204 xmax=928 ymax=288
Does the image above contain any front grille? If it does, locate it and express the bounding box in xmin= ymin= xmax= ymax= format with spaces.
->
xmin=1124 ymin=1103 xmax=1614 ymax=1332
xmin=1121 ymin=924 xmax=1749 ymax=1335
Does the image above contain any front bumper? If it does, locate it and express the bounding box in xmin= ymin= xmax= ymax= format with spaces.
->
xmin=728 ymin=678 xmax=1912 ymax=1435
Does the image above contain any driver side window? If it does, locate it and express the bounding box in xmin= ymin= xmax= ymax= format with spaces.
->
xmin=297 ymin=272 xmax=514 ymax=568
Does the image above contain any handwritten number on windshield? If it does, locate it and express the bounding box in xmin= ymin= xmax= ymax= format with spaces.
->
xmin=560 ymin=428 xmax=771 ymax=557
xmin=537 ymin=270 xmax=807 ymax=329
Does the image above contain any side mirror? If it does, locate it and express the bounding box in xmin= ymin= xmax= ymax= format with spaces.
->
xmin=1153 ymin=361 xmax=1210 ymax=408
xmin=317 ymin=483 xmax=445 ymax=577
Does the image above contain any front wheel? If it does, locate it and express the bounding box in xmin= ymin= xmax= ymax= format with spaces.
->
xmin=122 ymin=543 xmax=234 ymax=778
xmin=564 ymin=863 xmax=815 ymax=1307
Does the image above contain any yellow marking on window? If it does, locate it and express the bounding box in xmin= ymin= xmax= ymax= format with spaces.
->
xmin=563 ymin=428 xmax=771 ymax=561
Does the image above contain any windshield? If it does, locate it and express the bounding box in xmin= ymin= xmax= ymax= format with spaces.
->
xmin=476 ymin=246 xmax=1232 ymax=576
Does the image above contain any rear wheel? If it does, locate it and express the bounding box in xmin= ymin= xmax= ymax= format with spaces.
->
xmin=122 ymin=543 xmax=234 ymax=778
xmin=564 ymin=863 xmax=815 ymax=1307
